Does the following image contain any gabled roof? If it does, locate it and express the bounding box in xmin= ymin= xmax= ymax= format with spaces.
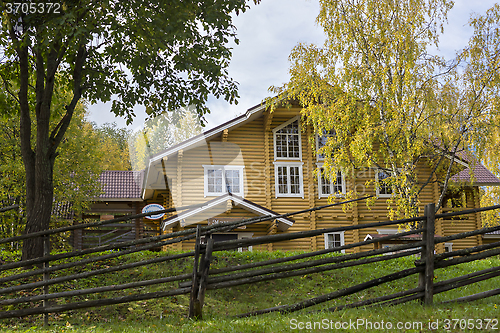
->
xmin=161 ymin=193 xmax=294 ymax=231
xmin=450 ymin=163 xmax=500 ymax=186
xmin=141 ymin=103 xmax=267 ymax=199
xmin=98 ymin=171 xmax=143 ymax=201
xmin=431 ymin=142 xmax=500 ymax=186
xmin=148 ymin=103 xmax=267 ymax=163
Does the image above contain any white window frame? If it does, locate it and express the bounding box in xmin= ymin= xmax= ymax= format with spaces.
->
xmin=273 ymin=116 xmax=302 ymax=161
xmin=376 ymin=168 xmax=397 ymax=198
xmin=238 ymin=233 xmax=254 ymax=252
xmin=444 ymin=243 xmax=453 ymax=253
xmin=324 ymin=231 xmax=345 ymax=253
xmin=317 ymin=163 xmax=346 ymax=198
xmin=273 ymin=162 xmax=304 ymax=198
xmin=203 ymin=165 xmax=245 ymax=198
xmin=316 ymin=129 xmax=335 ymax=161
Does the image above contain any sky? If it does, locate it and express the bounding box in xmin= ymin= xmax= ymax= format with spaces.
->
xmin=87 ymin=0 xmax=498 ymax=132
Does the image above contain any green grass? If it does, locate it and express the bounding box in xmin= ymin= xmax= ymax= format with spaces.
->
xmin=0 ymin=250 xmax=499 ymax=332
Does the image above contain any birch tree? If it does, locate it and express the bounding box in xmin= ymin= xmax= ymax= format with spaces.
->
xmin=271 ymin=0 xmax=500 ymax=218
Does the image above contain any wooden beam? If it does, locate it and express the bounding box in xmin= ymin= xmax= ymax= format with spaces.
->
xmin=473 ymin=187 xmax=483 ymax=247
xmin=306 ymin=124 xmax=317 ymax=251
xmin=205 ymin=230 xmax=422 ymax=277
xmin=328 ymin=286 xmax=424 ymax=311
xmin=175 ymin=150 xmax=184 ymax=250
xmin=432 ymin=174 xmax=444 ymax=253
xmin=352 ymin=172 xmax=360 ymax=253
xmin=235 ymin=266 xmax=422 ymax=317
xmin=0 ymin=287 xmax=191 ymax=319
xmin=188 ymin=225 xmax=202 ymax=319
xmin=420 ymin=203 xmax=435 ymax=306
xmin=195 ymin=237 xmax=214 ymax=320
xmin=264 ymin=110 xmax=274 ymax=250
xmin=441 ymin=288 xmax=500 ymax=305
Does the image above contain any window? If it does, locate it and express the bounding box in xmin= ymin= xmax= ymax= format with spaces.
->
xmin=203 ymin=165 xmax=244 ymax=197
xmin=444 ymin=243 xmax=453 ymax=253
xmin=274 ymin=162 xmax=304 ymax=198
xmin=324 ymin=231 xmax=345 ymax=253
xmin=316 ymin=129 xmax=335 ymax=160
xmin=376 ymin=169 xmax=393 ymax=197
xmin=273 ymin=116 xmax=302 ymax=160
xmin=238 ymin=234 xmax=253 ymax=252
xmin=317 ymin=166 xmax=345 ymax=198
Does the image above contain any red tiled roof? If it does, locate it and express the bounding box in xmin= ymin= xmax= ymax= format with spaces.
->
xmin=429 ymin=142 xmax=500 ymax=185
xmin=450 ymin=163 xmax=500 ymax=185
xmin=52 ymin=201 xmax=74 ymax=220
xmin=98 ymin=171 xmax=143 ymax=199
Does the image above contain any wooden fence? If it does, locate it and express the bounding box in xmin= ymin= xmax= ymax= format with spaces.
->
xmin=1 ymin=199 xmax=500 ymax=324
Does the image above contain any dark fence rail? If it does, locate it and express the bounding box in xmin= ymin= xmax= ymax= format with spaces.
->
xmin=0 ymin=197 xmax=499 ymax=323
xmin=0 ymin=205 xmax=19 ymax=213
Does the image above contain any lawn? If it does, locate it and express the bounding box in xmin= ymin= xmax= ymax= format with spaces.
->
xmin=0 ymin=250 xmax=499 ymax=332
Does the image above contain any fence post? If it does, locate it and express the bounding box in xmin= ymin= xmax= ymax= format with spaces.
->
xmin=43 ymin=234 xmax=50 ymax=326
xmin=195 ymin=235 xmax=214 ymax=320
xmin=188 ymin=225 xmax=202 ymax=319
xmin=419 ymin=203 xmax=435 ymax=306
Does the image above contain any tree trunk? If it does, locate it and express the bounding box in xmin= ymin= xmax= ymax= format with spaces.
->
xmin=14 ymin=18 xmax=85 ymax=260
xmin=21 ymin=154 xmax=54 ymax=261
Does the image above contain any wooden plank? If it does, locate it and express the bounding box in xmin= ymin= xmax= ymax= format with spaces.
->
xmin=188 ymin=225 xmax=202 ymax=319
xmin=328 ymin=286 xmax=424 ymax=311
xmin=434 ymin=268 xmax=500 ymax=296
xmin=264 ymin=111 xmax=273 ymax=251
xmin=441 ymin=288 xmax=500 ymax=305
xmin=210 ymin=217 xmax=421 ymax=251
xmin=204 ymin=235 xmax=422 ymax=276
xmin=473 ymin=188 xmax=483 ymax=247
xmin=205 ymin=244 xmax=422 ymax=287
xmin=235 ymin=266 xmax=422 ymax=317
xmin=196 ymin=237 xmax=214 ymax=320
xmin=0 ymin=287 xmax=191 ymax=319
xmin=424 ymin=203 xmax=435 ymax=306
xmin=206 ymin=249 xmax=421 ymax=291
xmin=0 ymin=271 xmax=192 ymax=306
xmin=0 ymin=204 xmax=19 ymax=212
xmin=374 ymin=291 xmax=424 ymax=307
xmin=0 ymin=251 xmax=194 ymax=295
xmin=434 ymin=223 xmax=500 ymax=248
xmin=352 ymin=172 xmax=360 ymax=253
xmin=305 ymin=124 xmax=317 ymax=251
xmin=43 ymin=235 xmax=50 ymax=326
xmin=435 ymin=247 xmax=500 ymax=269
xmin=434 ymin=240 xmax=500 ymax=261
xmin=0 ymin=201 xmax=208 ymax=246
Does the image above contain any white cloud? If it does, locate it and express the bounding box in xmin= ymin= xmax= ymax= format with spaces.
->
xmin=87 ymin=0 xmax=498 ymax=131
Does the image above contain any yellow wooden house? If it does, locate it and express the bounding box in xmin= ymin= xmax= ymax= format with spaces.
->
xmin=117 ymin=101 xmax=499 ymax=254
